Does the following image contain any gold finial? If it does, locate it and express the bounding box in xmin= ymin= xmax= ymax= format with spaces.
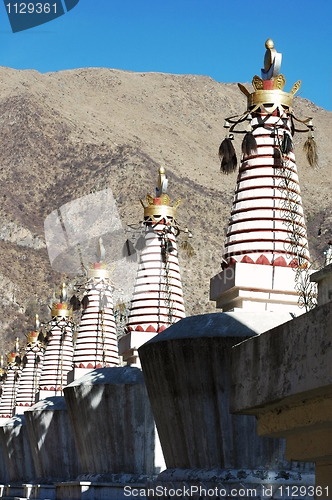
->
xmin=7 ymin=339 xmax=20 ymax=365
xmin=96 ymin=237 xmax=106 ymax=263
xmin=157 ymin=166 xmax=168 ymax=195
xmin=141 ymin=167 xmax=181 ymax=222
xmin=52 ymin=283 xmax=73 ymax=318
xmin=87 ymin=237 xmax=111 ymax=279
xmin=239 ymin=39 xmax=301 ymax=112
xmin=60 ymin=283 xmax=67 ymax=303
xmin=265 ymin=38 xmax=274 ymax=49
xmin=263 ymin=38 xmax=280 ymax=76
xmin=27 ymin=330 xmax=40 ymax=346
xmin=0 ymin=355 xmax=4 ymax=369
xmin=35 ymin=314 xmax=40 ymax=331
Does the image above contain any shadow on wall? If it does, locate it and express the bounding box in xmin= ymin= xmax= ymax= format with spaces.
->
xmin=63 ymin=366 xmax=155 ymax=478
xmin=24 ymin=396 xmax=81 ymax=481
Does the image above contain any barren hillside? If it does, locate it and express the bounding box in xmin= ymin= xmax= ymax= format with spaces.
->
xmin=0 ymin=66 xmax=331 ymax=353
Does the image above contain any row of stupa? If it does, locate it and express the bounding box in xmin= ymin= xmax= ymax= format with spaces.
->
xmin=0 ymin=39 xmax=320 ymax=500
xmin=0 ymin=165 xmax=187 ymax=418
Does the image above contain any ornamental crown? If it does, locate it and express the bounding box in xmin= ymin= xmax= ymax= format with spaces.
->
xmin=140 ymin=166 xmax=181 ymax=222
xmin=239 ymin=39 xmax=301 ymax=112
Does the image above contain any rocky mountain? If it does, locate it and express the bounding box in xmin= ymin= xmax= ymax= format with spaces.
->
xmin=0 ymin=66 xmax=331 ymax=354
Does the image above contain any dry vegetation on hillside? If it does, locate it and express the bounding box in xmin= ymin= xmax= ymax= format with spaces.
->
xmin=0 ymin=66 xmax=331 ymax=354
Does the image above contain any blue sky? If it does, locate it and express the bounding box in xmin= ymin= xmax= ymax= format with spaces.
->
xmin=0 ymin=0 xmax=331 ymax=110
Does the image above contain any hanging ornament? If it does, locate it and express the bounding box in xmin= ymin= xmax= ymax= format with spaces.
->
xmin=81 ymin=294 xmax=89 ymax=310
xmin=218 ymin=134 xmax=237 ymax=174
xmin=122 ymin=239 xmax=137 ymax=261
xmin=241 ymin=124 xmax=258 ymax=157
xmin=135 ymin=234 xmax=146 ymax=251
xmin=70 ymin=294 xmax=81 ymax=311
xmin=280 ymin=131 xmax=293 ymax=155
xmin=303 ymin=130 xmax=318 ymax=168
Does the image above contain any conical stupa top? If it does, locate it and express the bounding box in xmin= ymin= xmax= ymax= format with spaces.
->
xmin=39 ymin=283 xmax=74 ymax=395
xmin=0 ymin=339 xmax=22 ymax=418
xmin=126 ymin=167 xmax=185 ymax=335
xmin=211 ymin=39 xmax=312 ymax=312
xmin=73 ymin=238 xmax=119 ymax=370
xmin=16 ymin=318 xmax=45 ymax=410
xmin=219 ymin=40 xmax=310 ymax=269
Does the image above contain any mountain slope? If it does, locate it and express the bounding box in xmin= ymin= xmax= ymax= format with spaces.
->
xmin=0 ymin=66 xmax=331 ymax=352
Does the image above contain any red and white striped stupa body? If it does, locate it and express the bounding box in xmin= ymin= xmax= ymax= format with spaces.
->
xmin=211 ymin=39 xmax=311 ymax=313
xmin=222 ymin=114 xmax=309 ymax=268
xmin=14 ymin=330 xmax=45 ymax=414
xmin=126 ymin=223 xmax=185 ymax=333
xmin=119 ymin=167 xmax=186 ymax=365
xmin=0 ymin=351 xmax=21 ymax=419
xmin=69 ymin=262 xmax=119 ymax=382
xmin=38 ymin=298 xmax=74 ymax=400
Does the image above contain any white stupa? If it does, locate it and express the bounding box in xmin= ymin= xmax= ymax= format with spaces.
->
xmin=211 ymin=39 xmax=314 ymax=313
xmin=119 ymin=166 xmax=186 ymax=365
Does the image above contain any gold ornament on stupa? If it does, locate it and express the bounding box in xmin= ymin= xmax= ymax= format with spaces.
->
xmin=51 ymin=283 xmax=73 ymax=318
xmin=140 ymin=166 xmax=181 ymax=222
xmin=218 ymin=38 xmax=317 ymax=173
xmin=7 ymin=337 xmax=20 ymax=365
xmin=26 ymin=315 xmax=44 ymax=347
xmin=87 ymin=237 xmax=114 ymax=280
xmin=238 ymin=39 xmax=301 ymax=112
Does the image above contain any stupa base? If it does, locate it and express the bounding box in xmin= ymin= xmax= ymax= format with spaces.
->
xmin=210 ymin=263 xmax=306 ymax=313
xmin=56 ymin=474 xmax=151 ymax=500
xmin=2 ymin=482 xmax=30 ymax=499
xmin=147 ymin=468 xmax=315 ymax=499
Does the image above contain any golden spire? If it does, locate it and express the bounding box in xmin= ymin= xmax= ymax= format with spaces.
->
xmin=87 ymin=237 xmax=111 ymax=279
xmin=28 ymin=317 xmax=41 ymax=345
xmin=238 ymin=39 xmax=301 ymax=112
xmin=51 ymin=283 xmax=73 ymax=318
xmin=140 ymin=166 xmax=181 ymax=222
xmin=35 ymin=314 xmax=40 ymax=331
xmin=7 ymin=338 xmax=20 ymax=365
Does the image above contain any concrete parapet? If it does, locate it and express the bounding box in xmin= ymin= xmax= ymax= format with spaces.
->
xmin=0 ymin=415 xmax=35 ymax=483
xmin=0 ymin=420 xmax=9 ymax=486
xmin=138 ymin=313 xmax=314 ymax=498
xmin=64 ymin=367 xmax=156 ymax=476
xmin=24 ymin=396 xmax=81 ymax=482
xmin=310 ymin=263 xmax=332 ymax=306
xmin=230 ymin=302 xmax=332 ymax=414
xmin=231 ymin=302 xmax=332 ymax=498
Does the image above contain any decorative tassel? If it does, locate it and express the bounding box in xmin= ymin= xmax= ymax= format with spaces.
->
xmin=303 ymin=131 xmax=318 ymax=168
xmin=70 ymin=294 xmax=81 ymax=311
xmin=135 ymin=234 xmax=146 ymax=251
xmin=180 ymin=240 xmax=195 ymax=258
xmin=218 ymin=135 xmax=237 ymax=174
xmin=242 ymin=131 xmax=258 ymax=157
xmin=280 ymin=132 xmax=293 ymax=155
xmin=81 ymin=294 xmax=89 ymax=310
xmin=100 ymin=294 xmax=108 ymax=309
xmin=122 ymin=239 xmax=137 ymax=260
xmin=273 ymin=147 xmax=281 ymax=160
